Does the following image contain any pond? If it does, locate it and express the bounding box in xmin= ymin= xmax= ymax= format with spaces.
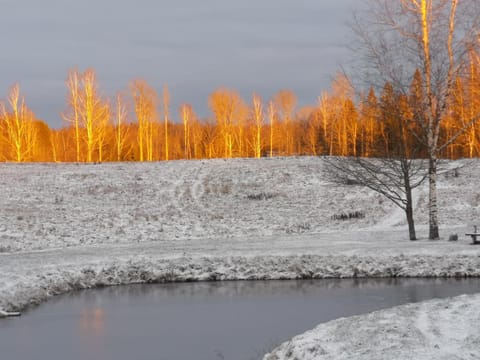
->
xmin=1 ymin=278 xmax=479 ymax=360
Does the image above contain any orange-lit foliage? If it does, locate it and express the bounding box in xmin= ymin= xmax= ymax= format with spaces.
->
xmin=250 ymin=93 xmax=264 ymax=158
xmin=209 ymin=89 xmax=243 ymax=158
xmin=130 ymin=79 xmax=158 ymax=161
xmin=2 ymin=64 xmax=480 ymax=162
xmin=62 ymin=68 xmax=110 ymax=162
xmin=273 ymin=90 xmax=297 ymax=155
xmin=1 ymin=84 xmax=40 ymax=162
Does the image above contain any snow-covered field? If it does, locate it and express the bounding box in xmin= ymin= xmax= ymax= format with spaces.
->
xmin=1 ymin=157 xmax=480 ymax=359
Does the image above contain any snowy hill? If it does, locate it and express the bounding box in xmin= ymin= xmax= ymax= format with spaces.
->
xmin=1 ymin=157 xmax=478 ymax=252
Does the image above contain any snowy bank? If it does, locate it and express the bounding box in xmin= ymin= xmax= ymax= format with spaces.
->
xmin=2 ymin=251 xmax=480 ymax=312
xmin=263 ymin=293 xmax=480 ymax=360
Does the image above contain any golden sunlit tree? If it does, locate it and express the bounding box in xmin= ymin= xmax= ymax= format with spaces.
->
xmin=201 ymin=119 xmax=218 ymax=159
xmin=251 ymin=93 xmax=264 ymax=158
xmin=113 ymin=93 xmax=130 ymax=161
xmin=0 ymin=84 xmax=38 ymax=162
xmin=31 ymin=119 xmax=54 ymax=162
xmin=189 ymin=112 xmax=204 ymax=159
xmin=130 ymin=79 xmax=158 ymax=161
xmin=162 ymin=84 xmax=170 ymax=161
xmin=274 ymin=89 xmax=297 ymax=155
xmin=353 ymin=0 xmax=480 ymax=239
xmin=62 ymin=68 xmax=82 ymax=161
xmin=267 ymin=101 xmax=276 ymax=157
xmin=451 ymin=52 xmax=480 ymax=158
xmin=62 ymin=68 xmax=110 ymax=162
xmin=209 ymin=89 xmax=242 ymax=158
xmin=49 ymin=130 xmax=60 ymax=162
xmin=329 ymin=74 xmax=357 ymax=156
xmin=358 ymin=88 xmax=380 ymax=157
xmin=317 ymin=93 xmax=334 ymax=155
xmin=304 ymin=106 xmax=322 ymax=156
xmin=179 ymin=103 xmax=194 ymax=159
xmin=80 ymin=69 xmax=110 ymax=162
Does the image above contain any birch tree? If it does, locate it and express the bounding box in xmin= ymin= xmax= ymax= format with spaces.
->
xmin=0 ymin=84 xmax=38 ymax=162
xmin=273 ymin=90 xmax=297 ymax=155
xmin=79 ymin=69 xmax=110 ymax=163
xmin=179 ymin=103 xmax=193 ymax=159
xmin=451 ymin=52 xmax=480 ymax=158
xmin=209 ymin=89 xmax=241 ymax=158
xmin=267 ymin=101 xmax=276 ymax=157
xmin=358 ymin=88 xmax=380 ymax=157
xmin=130 ymin=79 xmax=158 ymax=161
xmin=251 ymin=93 xmax=264 ymax=158
xmin=62 ymin=68 xmax=82 ymax=162
xmin=353 ymin=0 xmax=480 ymax=239
xmin=305 ymin=107 xmax=322 ymax=156
xmin=162 ymin=84 xmax=170 ymax=161
xmin=114 ymin=93 xmax=130 ymax=161
xmin=62 ymin=68 xmax=110 ymax=162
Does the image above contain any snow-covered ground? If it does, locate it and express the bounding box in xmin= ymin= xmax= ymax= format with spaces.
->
xmin=1 ymin=157 xmax=480 ymax=359
xmin=264 ymin=293 xmax=480 ymax=360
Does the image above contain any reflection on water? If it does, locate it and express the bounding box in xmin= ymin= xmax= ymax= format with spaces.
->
xmin=0 ymin=278 xmax=479 ymax=360
xmin=79 ymin=308 xmax=105 ymax=341
xmin=63 ymin=277 xmax=474 ymax=300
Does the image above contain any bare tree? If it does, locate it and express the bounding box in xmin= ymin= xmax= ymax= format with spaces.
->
xmin=352 ymin=0 xmax=480 ymax=239
xmin=130 ymin=79 xmax=158 ymax=161
xmin=0 ymin=84 xmax=38 ymax=162
xmin=273 ymin=89 xmax=297 ymax=155
xmin=326 ymin=157 xmax=426 ymax=240
xmin=267 ymin=101 xmax=276 ymax=157
xmin=80 ymin=69 xmax=110 ymax=163
xmin=113 ymin=93 xmax=130 ymax=161
xmin=209 ymin=89 xmax=242 ymax=158
xmin=62 ymin=68 xmax=82 ymax=162
xmin=251 ymin=93 xmax=264 ymax=158
xmin=326 ymin=84 xmax=427 ymax=240
xmin=162 ymin=84 xmax=170 ymax=161
xmin=62 ymin=68 xmax=110 ymax=162
xmin=179 ymin=103 xmax=193 ymax=159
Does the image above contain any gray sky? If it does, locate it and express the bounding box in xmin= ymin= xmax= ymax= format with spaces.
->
xmin=0 ymin=0 xmax=357 ymax=127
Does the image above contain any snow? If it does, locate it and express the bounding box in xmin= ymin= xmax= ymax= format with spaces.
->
xmin=263 ymin=294 xmax=480 ymax=360
xmin=1 ymin=157 xmax=480 ymax=358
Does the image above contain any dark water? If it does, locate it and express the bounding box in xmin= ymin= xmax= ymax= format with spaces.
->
xmin=1 ymin=278 xmax=480 ymax=360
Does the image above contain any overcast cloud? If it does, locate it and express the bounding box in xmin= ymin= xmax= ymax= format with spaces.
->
xmin=0 ymin=0 xmax=357 ymax=127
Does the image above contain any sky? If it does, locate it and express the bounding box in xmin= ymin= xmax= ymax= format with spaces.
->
xmin=0 ymin=0 xmax=357 ymax=128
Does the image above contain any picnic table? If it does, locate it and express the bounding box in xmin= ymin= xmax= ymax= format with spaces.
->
xmin=466 ymin=225 xmax=480 ymax=245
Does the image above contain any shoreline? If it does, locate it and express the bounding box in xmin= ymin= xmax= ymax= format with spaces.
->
xmin=2 ymin=244 xmax=480 ymax=312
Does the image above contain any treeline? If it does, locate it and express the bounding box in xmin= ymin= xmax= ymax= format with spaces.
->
xmin=1 ymin=64 xmax=480 ymax=162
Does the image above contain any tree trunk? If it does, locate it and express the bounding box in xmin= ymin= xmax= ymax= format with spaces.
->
xmin=406 ymin=200 xmax=417 ymax=241
xmin=428 ymin=157 xmax=440 ymax=239
xmin=404 ymin=161 xmax=417 ymax=241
